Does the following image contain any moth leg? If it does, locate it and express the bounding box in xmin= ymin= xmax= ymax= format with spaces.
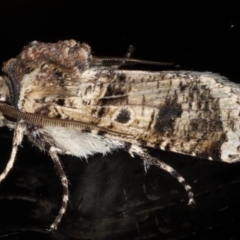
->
xmin=0 ymin=120 xmax=25 ymax=183
xmin=48 ymin=147 xmax=69 ymax=230
xmin=125 ymin=45 xmax=135 ymax=58
xmin=129 ymin=145 xmax=195 ymax=205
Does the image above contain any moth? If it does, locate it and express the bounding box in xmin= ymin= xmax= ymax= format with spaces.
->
xmin=0 ymin=40 xmax=239 ymax=230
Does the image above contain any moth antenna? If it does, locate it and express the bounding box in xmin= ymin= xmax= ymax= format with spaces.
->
xmin=48 ymin=147 xmax=69 ymax=230
xmin=0 ymin=232 xmax=19 ymax=238
xmin=0 ymin=103 xmax=130 ymax=139
xmin=0 ymin=194 xmax=37 ymax=202
xmin=92 ymin=44 xmax=172 ymax=67
xmin=91 ymin=57 xmax=173 ymax=68
xmin=129 ymin=145 xmax=195 ymax=205
xmin=0 ymin=120 xmax=25 ymax=183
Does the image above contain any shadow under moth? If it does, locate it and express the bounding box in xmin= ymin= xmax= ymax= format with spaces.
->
xmin=0 ymin=40 xmax=239 ymax=230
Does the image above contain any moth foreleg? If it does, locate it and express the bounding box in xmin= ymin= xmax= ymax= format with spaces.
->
xmin=0 ymin=120 xmax=25 ymax=182
xmin=48 ymin=147 xmax=69 ymax=230
xmin=128 ymin=145 xmax=195 ymax=205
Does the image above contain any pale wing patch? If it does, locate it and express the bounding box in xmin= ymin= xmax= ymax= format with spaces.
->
xmin=43 ymin=126 xmax=125 ymax=159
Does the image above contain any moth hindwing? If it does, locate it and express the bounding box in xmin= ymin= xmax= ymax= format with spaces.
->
xmin=1 ymin=39 xmax=239 ymax=229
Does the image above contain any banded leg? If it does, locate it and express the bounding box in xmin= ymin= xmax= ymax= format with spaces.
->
xmin=0 ymin=120 xmax=25 ymax=182
xmin=49 ymin=147 xmax=69 ymax=230
xmin=129 ymin=145 xmax=195 ymax=205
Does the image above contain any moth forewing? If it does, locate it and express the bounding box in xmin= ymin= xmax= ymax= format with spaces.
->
xmin=18 ymin=64 xmax=240 ymax=162
xmin=1 ymin=39 xmax=238 ymax=230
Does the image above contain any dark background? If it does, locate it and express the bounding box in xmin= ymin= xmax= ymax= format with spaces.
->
xmin=0 ymin=0 xmax=240 ymax=239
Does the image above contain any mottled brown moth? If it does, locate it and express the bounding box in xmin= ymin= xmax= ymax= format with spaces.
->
xmin=0 ymin=40 xmax=239 ymax=230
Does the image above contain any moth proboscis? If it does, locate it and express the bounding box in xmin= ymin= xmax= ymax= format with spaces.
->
xmin=0 ymin=39 xmax=239 ymax=230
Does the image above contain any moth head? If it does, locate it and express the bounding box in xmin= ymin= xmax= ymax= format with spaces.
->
xmin=0 ymin=76 xmax=11 ymax=102
xmin=0 ymin=76 xmax=15 ymax=128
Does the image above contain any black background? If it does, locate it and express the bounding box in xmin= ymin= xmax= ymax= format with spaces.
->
xmin=0 ymin=0 xmax=240 ymax=239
